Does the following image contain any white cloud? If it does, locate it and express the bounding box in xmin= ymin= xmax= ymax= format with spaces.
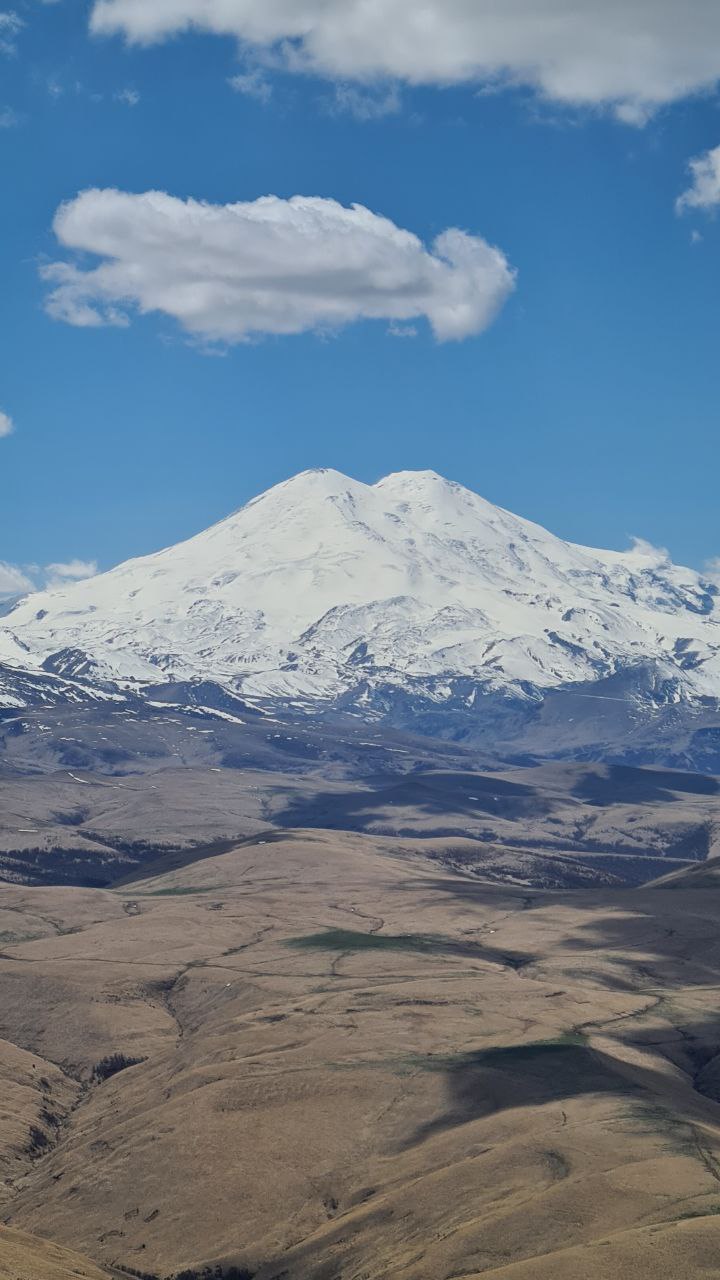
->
xmin=0 ymin=11 xmax=22 ymax=56
xmin=44 ymin=559 xmax=98 ymax=589
xmin=677 ymin=144 xmax=720 ymax=213
xmin=704 ymin=557 xmax=720 ymax=585
xmin=0 ymin=561 xmax=34 ymax=600
xmin=114 ymin=86 xmax=141 ymax=105
xmin=90 ymin=0 xmax=720 ymax=122
xmin=0 ymin=557 xmax=98 ymax=601
xmin=327 ymin=83 xmax=401 ymax=121
xmin=628 ymin=537 xmax=671 ymax=570
xmin=0 ymin=106 xmax=18 ymax=128
xmin=0 ymin=410 xmax=14 ymax=438
xmin=41 ymin=187 xmax=516 ymax=343
xmin=228 ymin=70 xmax=272 ymax=103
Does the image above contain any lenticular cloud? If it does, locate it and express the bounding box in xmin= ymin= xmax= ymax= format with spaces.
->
xmin=90 ymin=0 xmax=720 ymax=122
xmin=41 ymin=189 xmax=516 ymax=344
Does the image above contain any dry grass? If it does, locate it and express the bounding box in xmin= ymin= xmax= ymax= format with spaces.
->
xmin=0 ymin=1224 xmax=109 ymax=1279
xmin=0 ymin=824 xmax=719 ymax=1277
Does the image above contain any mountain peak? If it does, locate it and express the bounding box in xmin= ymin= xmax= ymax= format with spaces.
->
xmin=376 ymin=468 xmax=453 ymax=487
xmin=247 ymin=466 xmax=366 ymax=508
xmin=2 ymin=467 xmax=717 ymax=713
xmin=250 ymin=468 xmax=482 ymax=514
xmin=284 ymin=466 xmax=353 ymax=485
xmin=374 ymin=469 xmax=470 ymax=499
xmin=278 ymin=466 xmax=357 ymax=489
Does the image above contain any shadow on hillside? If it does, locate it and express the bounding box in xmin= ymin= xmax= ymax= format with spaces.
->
xmin=393 ymin=871 xmax=720 ymax=993
xmin=400 ymin=1026 xmax=720 ymax=1151
xmin=286 ymin=926 xmax=536 ymax=972
xmin=401 ymin=1040 xmax=632 ymax=1147
xmin=572 ymin=764 xmax=719 ymax=807
xmin=273 ymin=771 xmax=551 ymax=833
xmin=551 ymin=889 xmax=720 ymax=990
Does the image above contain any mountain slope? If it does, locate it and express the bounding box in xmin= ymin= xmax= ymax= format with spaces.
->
xmin=0 ymin=1226 xmax=109 ymax=1279
xmin=2 ymin=470 xmax=719 ymax=741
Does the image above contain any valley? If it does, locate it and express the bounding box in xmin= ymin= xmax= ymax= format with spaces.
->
xmin=2 ymin=748 xmax=718 ymax=890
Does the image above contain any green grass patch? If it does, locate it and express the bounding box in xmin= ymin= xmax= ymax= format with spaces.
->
xmin=414 ymin=1033 xmax=590 ymax=1072
xmin=134 ymin=885 xmax=217 ymax=897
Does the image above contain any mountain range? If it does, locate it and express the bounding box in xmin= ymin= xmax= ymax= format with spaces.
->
xmin=2 ymin=468 xmax=720 ymax=768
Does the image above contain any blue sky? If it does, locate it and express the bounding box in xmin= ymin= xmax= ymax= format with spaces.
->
xmin=2 ymin=0 xmax=720 ymax=588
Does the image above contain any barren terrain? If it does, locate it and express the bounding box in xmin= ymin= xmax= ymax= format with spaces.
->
xmin=1 ymin=777 xmax=720 ymax=1277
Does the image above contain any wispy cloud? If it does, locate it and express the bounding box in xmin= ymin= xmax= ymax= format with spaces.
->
xmin=325 ymin=83 xmax=401 ymax=121
xmin=0 ymin=557 xmax=99 ymax=602
xmin=227 ymin=70 xmax=272 ymax=104
xmin=45 ymin=558 xmax=98 ymax=585
xmin=0 ymin=10 xmax=22 ymax=56
xmin=0 ymin=409 xmax=14 ymax=438
xmin=628 ymin=537 xmax=671 ymax=570
xmin=114 ymin=86 xmax=140 ymax=106
xmin=704 ymin=557 xmax=720 ymax=585
xmin=0 ymin=561 xmax=34 ymax=600
xmin=677 ymin=144 xmax=720 ymax=214
xmin=40 ymin=75 xmax=142 ymax=107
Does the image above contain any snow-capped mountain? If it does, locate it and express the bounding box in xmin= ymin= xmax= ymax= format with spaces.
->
xmin=2 ymin=469 xmax=719 ymax=724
